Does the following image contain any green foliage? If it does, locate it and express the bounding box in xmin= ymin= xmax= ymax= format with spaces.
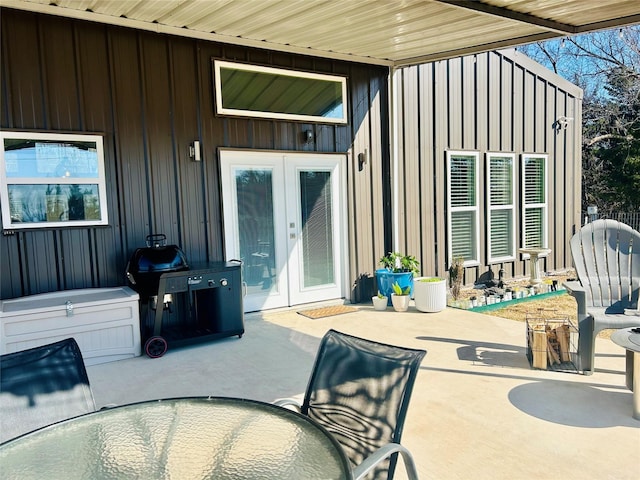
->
xmin=519 ymin=28 xmax=640 ymax=214
xmin=391 ymin=281 xmax=411 ymax=296
xmin=379 ymin=252 xmax=420 ymax=274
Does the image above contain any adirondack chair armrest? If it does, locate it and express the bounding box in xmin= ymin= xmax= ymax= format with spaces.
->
xmin=563 ymin=280 xmax=587 ymax=316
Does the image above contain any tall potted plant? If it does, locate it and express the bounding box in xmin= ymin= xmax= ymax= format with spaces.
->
xmin=376 ymin=252 xmax=420 ymax=305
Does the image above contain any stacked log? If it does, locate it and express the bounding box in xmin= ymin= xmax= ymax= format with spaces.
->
xmin=528 ymin=319 xmax=572 ymax=369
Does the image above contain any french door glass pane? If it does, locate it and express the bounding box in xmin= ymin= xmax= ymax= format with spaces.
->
xmin=235 ymin=169 xmax=277 ymax=294
xmin=299 ymin=171 xmax=334 ymax=288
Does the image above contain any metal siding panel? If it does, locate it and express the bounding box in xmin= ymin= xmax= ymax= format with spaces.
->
xmin=501 ymin=57 xmax=514 ymax=152
xmin=448 ymin=57 xmax=462 ymax=149
xmin=349 ymin=66 xmax=372 ymax=301
xmin=462 ymin=55 xmax=476 ymax=150
xmin=170 ymin=38 xmax=209 ymax=264
xmin=140 ymin=34 xmax=179 ymax=244
xmin=404 ymin=68 xmax=421 ymax=260
xmin=523 ymin=71 xmax=535 ymax=152
xmin=76 ymin=21 xmax=125 ymax=286
xmin=368 ymin=72 xmax=387 ymax=286
xmin=487 ymin=52 xmax=501 ymax=151
xmin=475 ymin=53 xmax=488 ymax=153
xmin=0 ymin=235 xmax=23 ymax=298
xmin=1 ymin=11 xmax=45 ymax=129
xmin=40 ymin=18 xmax=81 ymax=130
xmin=22 ymin=231 xmax=61 ymax=295
xmin=434 ymin=60 xmax=449 ymax=275
xmin=419 ymin=63 xmax=437 ymax=277
xmin=109 ymin=28 xmax=151 ymax=256
xmin=535 ymin=76 xmax=548 ymax=152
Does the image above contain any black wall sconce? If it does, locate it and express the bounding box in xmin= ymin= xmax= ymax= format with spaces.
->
xmin=358 ymin=149 xmax=368 ymax=171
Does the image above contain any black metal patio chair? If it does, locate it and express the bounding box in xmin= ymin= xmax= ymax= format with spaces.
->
xmin=275 ymin=329 xmax=426 ymax=480
xmin=0 ymin=338 xmax=96 ymax=443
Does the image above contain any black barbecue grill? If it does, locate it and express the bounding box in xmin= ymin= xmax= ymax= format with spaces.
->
xmin=126 ymin=234 xmax=244 ymax=358
xmin=126 ymin=234 xmax=189 ymax=300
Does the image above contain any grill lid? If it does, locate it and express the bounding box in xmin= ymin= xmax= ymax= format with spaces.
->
xmin=126 ymin=234 xmax=189 ymax=281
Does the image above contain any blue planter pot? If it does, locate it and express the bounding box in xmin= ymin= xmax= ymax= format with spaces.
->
xmin=375 ymin=269 xmax=414 ymax=306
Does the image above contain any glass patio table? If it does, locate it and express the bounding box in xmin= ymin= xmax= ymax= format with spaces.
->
xmin=0 ymin=396 xmax=352 ymax=479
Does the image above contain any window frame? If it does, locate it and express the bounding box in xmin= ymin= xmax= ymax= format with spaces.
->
xmin=521 ymin=153 xmax=548 ymax=254
xmin=0 ymin=131 xmax=108 ymax=230
xmin=213 ymin=60 xmax=348 ymax=124
xmin=446 ymin=150 xmax=480 ymax=267
xmin=486 ymin=152 xmax=516 ymax=263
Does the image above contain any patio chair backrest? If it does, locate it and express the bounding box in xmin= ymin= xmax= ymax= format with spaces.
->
xmin=569 ymin=219 xmax=640 ymax=310
xmin=0 ymin=338 xmax=96 ymax=443
xmin=301 ymin=329 xmax=426 ymax=480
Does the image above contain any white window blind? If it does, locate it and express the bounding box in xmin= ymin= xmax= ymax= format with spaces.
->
xmin=522 ymin=154 xmax=548 ymax=249
xmin=487 ymin=153 xmax=515 ymax=262
xmin=447 ymin=151 xmax=479 ymax=265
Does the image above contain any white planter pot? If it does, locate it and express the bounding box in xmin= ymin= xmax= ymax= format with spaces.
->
xmin=391 ymin=294 xmax=410 ymax=312
xmin=372 ymin=296 xmax=388 ymax=311
xmin=414 ymin=277 xmax=447 ymax=312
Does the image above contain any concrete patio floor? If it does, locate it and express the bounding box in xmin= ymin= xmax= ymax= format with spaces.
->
xmin=87 ymin=304 xmax=639 ymax=480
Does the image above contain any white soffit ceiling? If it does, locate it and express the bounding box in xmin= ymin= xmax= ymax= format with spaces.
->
xmin=2 ymin=0 xmax=640 ymax=67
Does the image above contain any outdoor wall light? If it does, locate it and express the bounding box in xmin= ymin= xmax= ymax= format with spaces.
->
xmin=553 ymin=116 xmax=573 ymax=131
xmin=358 ymin=149 xmax=368 ymax=171
xmin=303 ymin=130 xmax=314 ymax=144
xmin=189 ymin=140 xmax=201 ymax=161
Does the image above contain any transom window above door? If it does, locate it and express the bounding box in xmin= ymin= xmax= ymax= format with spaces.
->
xmin=213 ymin=60 xmax=348 ymax=124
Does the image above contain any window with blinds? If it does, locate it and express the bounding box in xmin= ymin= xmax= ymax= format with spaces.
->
xmin=521 ymin=154 xmax=548 ymax=250
xmin=447 ymin=151 xmax=479 ymax=265
xmin=487 ymin=153 xmax=515 ymax=262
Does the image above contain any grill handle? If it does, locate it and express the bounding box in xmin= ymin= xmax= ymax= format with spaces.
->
xmin=146 ymin=234 xmax=167 ymax=248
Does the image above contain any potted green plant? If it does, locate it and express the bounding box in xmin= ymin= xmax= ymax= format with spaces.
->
xmin=371 ymin=291 xmax=388 ymax=311
xmin=391 ymin=281 xmax=411 ymax=312
xmin=376 ymin=252 xmax=420 ymax=305
xmin=413 ymin=276 xmax=447 ymax=312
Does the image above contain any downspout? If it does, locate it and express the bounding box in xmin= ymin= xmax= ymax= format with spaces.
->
xmin=390 ymin=66 xmax=400 ymax=251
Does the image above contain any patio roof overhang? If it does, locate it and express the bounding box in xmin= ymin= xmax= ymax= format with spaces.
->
xmin=2 ymin=0 xmax=640 ymax=68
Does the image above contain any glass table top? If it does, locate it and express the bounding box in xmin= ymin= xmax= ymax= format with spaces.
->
xmin=0 ymin=397 xmax=352 ymax=480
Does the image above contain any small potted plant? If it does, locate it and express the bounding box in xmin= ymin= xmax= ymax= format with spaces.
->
xmin=372 ymin=291 xmax=388 ymax=311
xmin=376 ymin=252 xmax=420 ymax=305
xmin=391 ymin=281 xmax=411 ymax=312
xmin=413 ymin=276 xmax=447 ymax=312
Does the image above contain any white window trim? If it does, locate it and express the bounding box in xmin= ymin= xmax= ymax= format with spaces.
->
xmin=0 ymin=131 xmax=108 ymax=230
xmin=446 ymin=150 xmax=480 ymax=267
xmin=213 ymin=60 xmax=348 ymax=124
xmin=487 ymin=152 xmax=516 ymax=263
xmin=521 ymin=153 xmax=548 ymax=257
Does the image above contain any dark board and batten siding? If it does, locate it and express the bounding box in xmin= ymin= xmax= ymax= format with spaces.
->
xmin=0 ymin=9 xmax=388 ymax=302
xmin=395 ymin=50 xmax=583 ymax=284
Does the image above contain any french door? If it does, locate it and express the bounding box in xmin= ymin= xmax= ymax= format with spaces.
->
xmin=220 ymin=150 xmax=346 ymax=312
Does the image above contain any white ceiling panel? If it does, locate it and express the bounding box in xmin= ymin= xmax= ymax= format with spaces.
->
xmin=2 ymin=0 xmax=639 ymax=67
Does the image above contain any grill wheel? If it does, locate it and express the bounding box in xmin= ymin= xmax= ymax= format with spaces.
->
xmin=144 ymin=336 xmax=168 ymax=358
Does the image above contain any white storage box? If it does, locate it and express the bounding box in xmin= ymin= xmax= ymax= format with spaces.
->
xmin=1 ymin=287 xmax=141 ymax=365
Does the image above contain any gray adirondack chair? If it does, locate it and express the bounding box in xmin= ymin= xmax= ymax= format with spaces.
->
xmin=564 ymin=219 xmax=640 ymax=374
